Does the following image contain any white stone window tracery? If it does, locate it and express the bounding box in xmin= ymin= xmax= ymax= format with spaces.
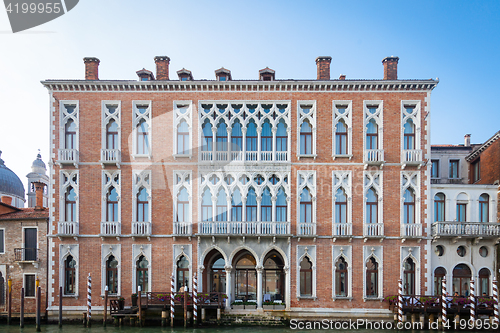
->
xmin=401 ymin=101 xmax=421 ymax=159
xmin=400 ymin=247 xmax=420 ymax=296
xmin=332 ymin=171 xmax=352 ymax=236
xmin=332 ymin=101 xmax=352 ymax=159
xmin=132 ymin=244 xmax=152 ymax=293
xmin=59 ymin=170 xmax=79 ymax=223
xmin=363 ymin=101 xmax=384 ymax=161
xmin=101 ymin=245 xmax=121 ymax=296
xmin=363 ymin=246 xmax=383 ymax=300
xmin=101 ymin=101 xmax=121 ymax=164
xmin=173 ymin=101 xmax=192 ymax=157
xmin=297 ymin=101 xmax=316 ymax=158
xmin=173 ymin=245 xmax=192 ymax=291
xmin=297 ymin=171 xmax=316 ymax=235
xmin=198 ymin=101 xmax=291 ymax=163
xmin=297 ymin=245 xmax=316 ymax=298
xmin=198 ymin=170 xmax=290 ymax=228
xmin=132 ymin=101 xmax=152 ymax=158
xmin=174 ymin=171 xmax=192 ymax=234
xmin=132 ymin=170 xmax=152 ymax=235
xmin=60 ymin=100 xmax=79 ymax=150
xmin=332 ymin=245 xmax=352 ymax=299
xmin=363 ymin=171 xmax=383 ymax=236
xmin=102 ymin=171 xmax=121 ymax=235
xmin=59 ymin=244 xmax=79 ymax=297
xmin=401 ymin=171 xmax=421 ymax=237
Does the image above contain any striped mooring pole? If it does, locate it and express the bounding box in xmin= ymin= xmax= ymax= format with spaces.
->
xmin=493 ymin=279 xmax=499 ymax=325
xmin=171 ymin=273 xmax=175 ymax=327
xmin=441 ymin=276 xmax=447 ymax=325
xmin=470 ymin=278 xmax=475 ymax=321
xmin=193 ymin=273 xmax=198 ymax=326
xmin=397 ymin=278 xmax=403 ymax=323
xmin=87 ymin=273 xmax=91 ymax=327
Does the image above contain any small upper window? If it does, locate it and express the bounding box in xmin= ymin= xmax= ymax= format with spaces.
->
xmin=431 ymin=160 xmax=440 ymax=178
xmin=449 ymin=160 xmax=459 ymax=179
xmin=472 ymin=159 xmax=480 ymax=183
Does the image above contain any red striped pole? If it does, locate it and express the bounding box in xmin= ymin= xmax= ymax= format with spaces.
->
xmin=441 ymin=276 xmax=447 ymax=324
xmin=398 ymin=278 xmax=403 ymax=323
xmin=470 ymin=278 xmax=475 ymax=321
xmin=193 ymin=273 xmax=198 ymax=326
xmin=493 ymin=279 xmax=499 ymax=325
xmin=171 ymin=273 xmax=175 ymax=327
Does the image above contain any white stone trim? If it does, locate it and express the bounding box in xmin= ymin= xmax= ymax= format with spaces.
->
xmin=332 ymin=101 xmax=352 ymax=159
xmin=297 ymin=170 xmax=316 ymax=224
xmin=101 ymin=100 xmax=121 ymax=150
xmin=400 ymin=246 xmax=421 ymax=295
xmin=173 ymin=244 xmax=192 ymax=291
xmin=173 ymin=101 xmax=193 ymax=157
xmin=332 ymin=245 xmax=352 ymax=299
xmin=363 ymin=100 xmax=383 ymax=151
xmin=174 ymin=170 xmax=192 ymax=223
xmin=132 ymin=100 xmax=152 ymax=158
xmin=59 ymin=244 xmax=79 ymax=296
xmin=332 ymin=171 xmax=352 ymax=227
xmin=59 ymin=170 xmax=79 ymax=223
xmin=363 ymin=246 xmax=383 ymax=300
xmin=296 ymin=245 xmax=316 ymax=298
xmin=101 ymin=244 xmax=121 ymax=295
xmin=400 ymin=171 xmax=421 ymax=227
xmin=132 ymin=244 xmax=152 ymax=293
xmin=59 ymin=100 xmax=79 ymax=150
xmin=400 ymin=100 xmax=421 ymax=152
xmin=132 ymin=170 xmax=152 ymax=223
xmin=363 ymin=171 xmax=383 ymax=227
xmin=102 ymin=170 xmax=121 ymax=223
xmin=297 ymin=101 xmax=317 ymax=158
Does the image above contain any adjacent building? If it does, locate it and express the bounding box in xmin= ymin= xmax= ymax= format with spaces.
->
xmin=42 ymin=55 xmax=439 ymax=318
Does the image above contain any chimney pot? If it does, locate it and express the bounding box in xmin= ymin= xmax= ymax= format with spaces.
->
xmin=33 ymin=181 xmax=46 ymax=210
xmin=316 ymin=56 xmax=332 ymax=80
xmin=83 ymin=57 xmax=100 ymax=80
xmin=382 ymin=56 xmax=399 ymax=80
xmin=464 ymin=134 xmax=471 ymax=147
xmin=155 ymin=56 xmax=170 ymax=80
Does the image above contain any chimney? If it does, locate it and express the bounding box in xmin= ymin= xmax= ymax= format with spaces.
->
xmin=155 ymin=56 xmax=170 ymax=80
xmin=1 ymin=196 xmax=12 ymax=206
xmin=382 ymin=56 xmax=399 ymax=80
xmin=33 ymin=181 xmax=46 ymax=210
xmin=316 ymin=56 xmax=332 ymax=80
xmin=84 ymin=57 xmax=100 ymax=80
xmin=259 ymin=67 xmax=275 ymax=81
xmin=464 ymin=134 xmax=471 ymax=147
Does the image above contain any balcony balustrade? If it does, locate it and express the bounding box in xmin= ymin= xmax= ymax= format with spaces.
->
xmin=132 ymin=222 xmax=151 ymax=236
xmin=201 ymin=150 xmax=289 ymax=162
xmin=58 ymin=221 xmax=79 ymax=236
xmin=100 ymin=221 xmax=121 ymax=236
xmin=402 ymin=149 xmax=423 ymax=168
xmin=401 ymin=223 xmax=422 ymax=238
xmin=364 ymin=149 xmax=384 ymax=166
xmin=57 ymin=149 xmax=79 ymax=166
xmin=363 ymin=223 xmax=384 ymax=237
xmin=333 ymin=223 xmax=352 ymax=237
xmin=198 ymin=221 xmax=290 ymax=236
xmin=297 ymin=222 xmax=316 ymax=236
xmin=100 ymin=149 xmax=121 ymax=166
xmin=14 ymin=248 xmax=39 ymax=262
xmin=432 ymin=222 xmax=500 ymax=238
xmin=173 ymin=222 xmax=193 ymax=235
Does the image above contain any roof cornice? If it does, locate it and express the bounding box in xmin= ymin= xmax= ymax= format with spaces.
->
xmin=466 ymin=130 xmax=500 ymax=161
xmin=41 ymin=79 xmax=438 ymax=93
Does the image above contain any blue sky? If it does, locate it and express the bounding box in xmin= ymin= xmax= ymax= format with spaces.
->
xmin=1 ymin=0 xmax=499 ymax=182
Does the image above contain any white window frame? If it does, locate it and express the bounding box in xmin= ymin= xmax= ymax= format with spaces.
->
xmin=332 ymin=171 xmax=352 ymax=235
xmin=297 ymin=101 xmax=317 ymax=158
xmin=448 ymin=158 xmax=460 ymax=179
xmin=174 ymin=170 xmax=192 ymax=224
xmin=364 ymin=171 xmax=383 ymax=229
xmin=59 ymin=100 xmax=79 ymax=150
xmin=297 ymin=171 xmax=316 ymax=230
xmin=363 ymin=101 xmax=383 ymax=152
xmin=173 ymin=101 xmax=193 ymax=158
xmin=132 ymin=170 xmax=152 ymax=222
xmin=296 ymin=245 xmax=316 ymax=299
xmin=102 ymin=170 xmax=121 ymax=224
xmin=132 ymin=244 xmax=152 ymax=293
xmin=173 ymin=244 xmax=192 ymax=292
xmin=400 ymin=247 xmax=420 ymax=296
xmin=332 ymin=245 xmax=352 ymax=299
xmin=59 ymin=244 xmax=79 ymax=297
xmin=401 ymin=101 xmax=421 ymax=163
xmin=400 ymin=171 xmax=421 ymax=231
xmin=59 ymin=170 xmax=79 ymax=223
xmin=101 ymin=100 xmax=121 ymax=150
xmin=363 ymin=246 xmax=383 ymax=300
xmin=23 ymin=273 xmax=37 ymax=298
xmin=332 ymin=101 xmax=352 ymax=159
xmin=101 ymin=244 xmax=121 ymax=296
xmin=132 ymin=101 xmax=152 ymax=158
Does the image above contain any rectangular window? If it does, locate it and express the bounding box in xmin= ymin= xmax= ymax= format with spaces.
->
xmin=449 ymin=160 xmax=459 ymax=179
xmin=0 ymin=229 xmax=4 ymax=253
xmin=457 ymin=203 xmax=467 ymax=222
xmin=25 ymin=274 xmax=36 ymax=297
xmin=431 ymin=160 xmax=440 ymax=178
xmin=133 ymin=101 xmax=151 ymax=156
xmin=472 ymin=160 xmax=480 ymax=183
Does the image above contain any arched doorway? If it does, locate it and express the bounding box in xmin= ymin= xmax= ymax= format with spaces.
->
xmin=452 ymin=264 xmax=471 ymax=296
xmin=263 ymin=251 xmax=285 ymax=303
xmin=203 ymin=250 xmax=226 ymax=293
xmin=177 ymin=256 xmax=189 ymax=291
xmin=403 ymin=257 xmax=415 ymax=295
xmin=233 ymin=251 xmax=257 ymax=301
xmin=434 ymin=267 xmax=446 ymax=295
xmin=479 ymin=268 xmax=491 ymax=296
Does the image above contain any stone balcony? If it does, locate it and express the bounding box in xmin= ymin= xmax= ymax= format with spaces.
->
xmin=363 ymin=223 xmax=384 ymax=239
xmin=57 ymin=221 xmax=79 ymax=237
xmin=364 ymin=149 xmax=384 ymax=168
xmin=432 ymin=222 xmax=500 ymax=239
xmin=402 ymin=149 xmax=423 ymax=168
xmin=100 ymin=149 xmax=121 ymax=167
xmin=198 ymin=221 xmax=290 ymax=236
xmin=100 ymin=221 xmax=121 ymax=238
xmin=401 ymin=223 xmax=423 ymax=238
xmin=57 ymin=149 xmax=79 ymax=167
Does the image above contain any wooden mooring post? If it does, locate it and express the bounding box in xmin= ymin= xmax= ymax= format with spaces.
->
xmin=103 ymin=286 xmax=108 ymax=327
xmin=59 ymin=286 xmax=63 ymax=327
xmin=184 ymin=290 xmax=188 ymax=328
xmin=7 ymin=276 xmax=12 ymax=325
xmin=138 ymin=286 xmax=142 ymax=327
xmin=36 ymin=283 xmax=41 ymax=332
xmin=20 ymin=287 xmax=25 ymax=328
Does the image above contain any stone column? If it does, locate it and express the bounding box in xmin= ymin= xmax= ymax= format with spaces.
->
xmin=225 ymin=266 xmax=233 ymax=309
xmin=256 ymin=266 xmax=263 ymax=309
xmin=284 ymin=266 xmax=290 ymax=310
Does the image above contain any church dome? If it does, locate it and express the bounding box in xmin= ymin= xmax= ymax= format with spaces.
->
xmin=31 ymin=152 xmax=47 ymax=175
xmin=0 ymin=150 xmax=25 ymax=199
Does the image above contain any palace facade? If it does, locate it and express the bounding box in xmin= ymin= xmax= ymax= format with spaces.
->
xmin=42 ymin=55 xmax=438 ymax=318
